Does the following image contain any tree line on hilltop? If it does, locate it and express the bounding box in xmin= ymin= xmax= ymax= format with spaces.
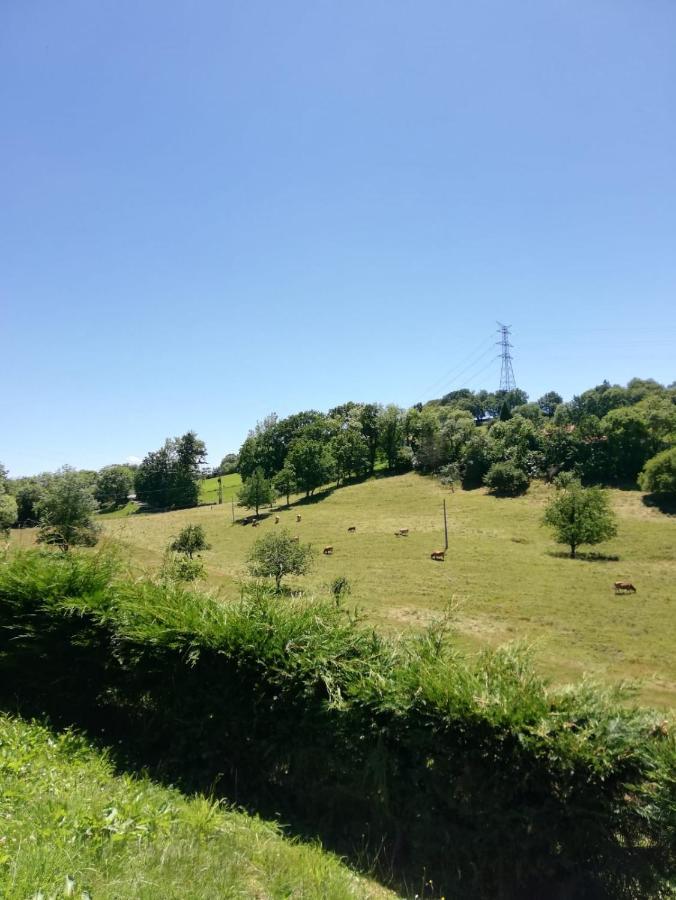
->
xmin=231 ymin=378 xmax=676 ymax=504
xmin=1 ymin=377 xmax=675 ymax=546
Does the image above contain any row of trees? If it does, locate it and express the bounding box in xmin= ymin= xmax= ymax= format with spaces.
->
xmin=233 ymin=380 xmax=676 ymax=507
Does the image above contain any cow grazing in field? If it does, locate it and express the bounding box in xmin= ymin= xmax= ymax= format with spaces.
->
xmin=274 ymin=516 xmax=280 ymax=524
xmin=614 ymin=581 xmax=636 ymax=594
xmin=251 ymin=520 xmax=260 ymax=528
xmin=290 ymin=535 xmax=299 ymax=543
xmin=395 ymin=528 xmax=409 ymax=537
xmin=347 ymin=526 xmax=356 ymax=533
xmin=430 ymin=550 xmax=445 ymax=561
xmin=323 ymin=546 xmax=334 ymax=555
xmin=296 ymin=514 xmax=302 ymax=523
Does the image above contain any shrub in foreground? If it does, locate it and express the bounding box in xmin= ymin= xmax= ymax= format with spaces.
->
xmin=639 ymin=446 xmax=676 ymax=496
xmin=0 ymin=549 xmax=673 ymax=899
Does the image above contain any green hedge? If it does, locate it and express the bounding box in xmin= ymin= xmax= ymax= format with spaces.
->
xmin=0 ymin=549 xmax=673 ymax=898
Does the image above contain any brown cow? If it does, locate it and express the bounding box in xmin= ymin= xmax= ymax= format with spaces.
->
xmin=296 ymin=514 xmax=302 ymax=523
xmin=430 ymin=550 xmax=445 ymax=561
xmin=614 ymin=581 xmax=636 ymax=594
xmin=274 ymin=516 xmax=280 ymax=524
xmin=395 ymin=528 xmax=409 ymax=537
xmin=347 ymin=526 xmax=356 ymax=533
xmin=251 ymin=520 xmax=260 ymax=528
xmin=290 ymin=536 xmax=300 ymax=543
xmin=323 ymin=546 xmax=334 ymax=555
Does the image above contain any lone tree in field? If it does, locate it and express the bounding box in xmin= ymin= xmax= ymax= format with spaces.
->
xmin=542 ymin=482 xmax=617 ymax=559
xmin=247 ymin=529 xmax=313 ymax=591
xmin=238 ymin=467 xmax=274 ymax=516
xmin=36 ymin=466 xmax=100 ymax=551
xmin=168 ymin=523 xmax=211 ymax=559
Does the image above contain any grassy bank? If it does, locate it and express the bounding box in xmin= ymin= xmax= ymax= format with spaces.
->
xmin=0 ymin=549 xmax=673 ymax=897
xmin=0 ymin=714 xmax=391 ymax=899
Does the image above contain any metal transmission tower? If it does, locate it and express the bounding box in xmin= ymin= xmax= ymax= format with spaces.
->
xmin=497 ymin=323 xmax=517 ymax=392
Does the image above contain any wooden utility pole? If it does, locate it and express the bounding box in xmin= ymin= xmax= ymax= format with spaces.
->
xmin=231 ymin=498 xmax=235 ymax=524
xmin=443 ymin=499 xmax=449 ymax=551
xmin=218 ymin=476 xmax=223 ymax=505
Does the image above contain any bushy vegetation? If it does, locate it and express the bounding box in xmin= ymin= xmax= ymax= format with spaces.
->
xmin=0 ymin=714 xmax=387 ymax=899
xmin=483 ymin=460 xmax=529 ymax=496
xmin=639 ymin=446 xmax=676 ymax=496
xmin=0 ymin=465 xmax=17 ymax=534
xmin=0 ymin=549 xmax=673 ymax=898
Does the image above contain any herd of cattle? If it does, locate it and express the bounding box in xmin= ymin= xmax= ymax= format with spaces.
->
xmin=241 ymin=512 xmax=446 ymax=561
xmin=240 ymin=511 xmax=637 ymax=588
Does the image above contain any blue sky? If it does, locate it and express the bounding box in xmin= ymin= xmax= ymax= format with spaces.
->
xmin=2 ymin=0 xmax=675 ymax=476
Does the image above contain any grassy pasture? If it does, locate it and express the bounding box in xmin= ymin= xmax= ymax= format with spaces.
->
xmin=199 ymin=472 xmax=242 ymax=505
xmin=13 ymin=472 xmax=675 ymax=707
xmin=0 ymin=714 xmax=392 ymax=899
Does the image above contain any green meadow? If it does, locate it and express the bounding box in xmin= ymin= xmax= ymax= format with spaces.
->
xmin=27 ymin=472 xmax=670 ymax=708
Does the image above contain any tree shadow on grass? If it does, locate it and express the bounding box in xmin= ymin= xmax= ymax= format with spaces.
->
xmin=642 ymin=493 xmax=676 ymax=516
xmin=547 ymin=550 xmax=620 ymax=562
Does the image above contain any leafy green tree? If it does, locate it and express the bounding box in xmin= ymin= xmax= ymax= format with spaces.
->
xmin=36 ymin=467 xmax=100 ymax=551
xmin=601 ymin=407 xmax=655 ymax=482
xmin=287 ymin=439 xmax=335 ymax=497
xmin=273 ymin=466 xmax=296 ymax=507
xmin=247 ymin=529 xmax=313 ymax=591
xmin=135 ymin=432 xmax=206 ymax=509
xmin=639 ymin=448 xmax=676 ymax=496
xmin=483 ymin=461 xmax=529 ymax=496
xmin=542 ymin=483 xmax=617 ymax=558
xmin=0 ymin=464 xmax=17 ymax=534
xmin=499 ymin=401 xmax=512 ymax=422
xmin=238 ymin=467 xmax=274 ymax=515
xmin=379 ymin=405 xmax=405 ymax=471
xmin=168 ymin=523 xmax=211 ymax=559
xmin=359 ymin=403 xmax=382 ymax=475
xmin=95 ymin=465 xmax=133 ymax=508
xmin=537 ymin=391 xmax=563 ymax=417
xmin=12 ymin=478 xmax=48 ymax=526
xmin=411 ymin=408 xmax=446 ymax=473
xmin=461 ymin=432 xmax=492 ymax=488
xmin=217 ymin=453 xmax=239 ymax=475
xmin=331 ymin=427 xmax=369 ymax=485
xmin=511 ymin=403 xmax=543 ymax=424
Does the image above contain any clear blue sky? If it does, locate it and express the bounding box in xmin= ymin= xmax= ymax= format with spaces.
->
xmin=2 ymin=1 xmax=675 ymax=476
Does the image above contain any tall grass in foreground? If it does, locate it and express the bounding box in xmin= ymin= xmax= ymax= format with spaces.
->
xmin=0 ymin=549 xmax=674 ymax=898
xmin=0 ymin=715 xmax=389 ymax=899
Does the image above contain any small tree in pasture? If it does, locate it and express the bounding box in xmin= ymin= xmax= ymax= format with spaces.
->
xmin=542 ymin=483 xmax=617 ymax=558
xmin=247 ymin=529 xmax=313 ymax=591
xmin=36 ymin=467 xmax=100 ymax=551
xmin=168 ymin=523 xmax=211 ymax=559
xmin=238 ymin=467 xmax=274 ymax=516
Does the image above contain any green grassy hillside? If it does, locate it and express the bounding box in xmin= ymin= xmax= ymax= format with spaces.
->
xmin=12 ymin=472 xmax=675 ymax=706
xmin=199 ymin=472 xmax=242 ymax=505
xmin=0 ymin=714 xmax=392 ymax=899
